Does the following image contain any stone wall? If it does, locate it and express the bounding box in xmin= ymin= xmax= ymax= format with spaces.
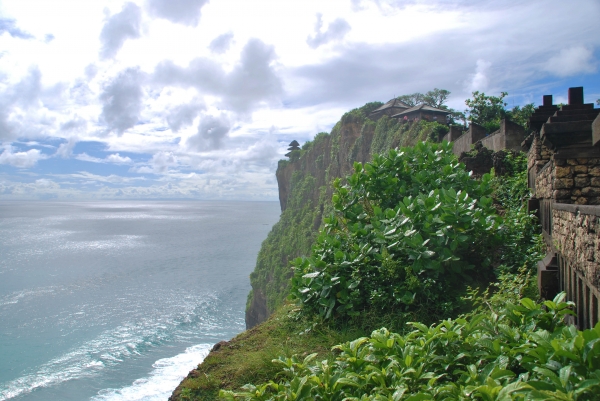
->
xmin=452 ymin=123 xmax=486 ymax=155
xmin=527 ymin=134 xmax=552 ymax=174
xmin=551 ymin=204 xmax=600 ymax=329
xmin=532 ymin=157 xmax=600 ymax=205
xmin=479 ymin=119 xmax=526 ymax=152
xmin=442 ymin=125 xmax=464 ymax=143
xmin=529 ymin=133 xmax=600 ymax=206
xmin=553 ymin=157 xmax=600 ymax=205
xmin=535 ymin=161 xmax=553 ymax=200
xmin=479 ymin=129 xmax=501 ymax=152
xmin=553 ymin=205 xmax=600 ymax=287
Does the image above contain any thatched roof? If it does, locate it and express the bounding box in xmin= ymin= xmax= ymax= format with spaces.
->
xmin=289 ymin=140 xmax=300 ymax=147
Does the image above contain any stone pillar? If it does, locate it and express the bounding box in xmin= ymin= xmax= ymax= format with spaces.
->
xmin=442 ymin=125 xmax=464 ymax=142
xmin=468 ymin=122 xmax=487 ymax=144
xmin=568 ymin=87 xmax=584 ymax=105
xmin=501 ymin=119 xmax=526 ymax=151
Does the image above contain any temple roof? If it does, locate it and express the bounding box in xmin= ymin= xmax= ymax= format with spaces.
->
xmin=289 ymin=140 xmax=300 ymax=147
xmin=391 ymin=103 xmax=451 ymax=117
xmin=370 ymin=98 xmax=411 ymax=114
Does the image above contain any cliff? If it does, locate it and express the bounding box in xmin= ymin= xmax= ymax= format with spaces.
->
xmin=245 ymin=104 xmax=449 ymax=328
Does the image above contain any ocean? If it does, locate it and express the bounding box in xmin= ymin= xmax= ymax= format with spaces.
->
xmin=0 ymin=201 xmax=281 ymax=401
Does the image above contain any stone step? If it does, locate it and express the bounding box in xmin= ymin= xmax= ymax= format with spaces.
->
xmin=555 ymin=108 xmax=600 ymax=117
xmin=537 ymin=105 xmax=560 ymax=112
xmin=549 ymin=112 xmax=600 ymax=123
xmin=559 ymin=103 xmax=595 ymax=111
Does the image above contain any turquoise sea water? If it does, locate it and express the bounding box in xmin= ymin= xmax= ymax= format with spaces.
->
xmin=0 ymin=201 xmax=280 ymax=401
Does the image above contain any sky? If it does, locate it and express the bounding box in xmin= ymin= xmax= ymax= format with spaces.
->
xmin=0 ymin=0 xmax=599 ymax=201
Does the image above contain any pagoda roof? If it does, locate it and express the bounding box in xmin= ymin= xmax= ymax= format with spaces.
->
xmin=289 ymin=140 xmax=300 ymax=147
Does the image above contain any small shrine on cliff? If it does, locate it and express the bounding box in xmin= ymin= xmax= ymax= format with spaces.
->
xmin=285 ymin=140 xmax=300 ymax=158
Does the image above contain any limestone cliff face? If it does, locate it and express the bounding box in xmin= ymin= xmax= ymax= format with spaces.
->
xmin=277 ymin=119 xmax=373 ymax=212
xmin=245 ymin=111 xmax=379 ymax=329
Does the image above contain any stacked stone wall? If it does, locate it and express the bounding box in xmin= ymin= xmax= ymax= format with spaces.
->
xmin=552 ymin=205 xmax=600 ymax=288
xmin=527 ymin=134 xmax=551 ymax=173
xmin=530 ymin=150 xmax=600 ymax=205
xmin=553 ymin=158 xmax=600 ymax=205
xmin=535 ymin=161 xmax=553 ymax=199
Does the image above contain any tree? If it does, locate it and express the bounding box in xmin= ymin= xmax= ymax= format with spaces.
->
xmin=397 ymin=88 xmax=451 ymax=109
xmin=507 ymin=103 xmax=535 ymax=128
xmin=396 ymin=92 xmax=424 ymax=107
xmin=423 ymin=88 xmax=450 ymax=109
xmin=464 ymin=91 xmax=508 ymax=133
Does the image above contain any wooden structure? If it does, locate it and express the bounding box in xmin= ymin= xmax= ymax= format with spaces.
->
xmin=391 ymin=103 xmax=451 ymax=124
xmin=368 ymin=99 xmax=410 ymax=120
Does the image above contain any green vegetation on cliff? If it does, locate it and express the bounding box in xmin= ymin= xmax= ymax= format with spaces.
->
xmin=246 ymin=104 xmax=451 ymax=328
xmin=225 ymin=281 xmax=600 ymax=400
xmin=172 ymin=137 xmax=590 ymax=401
xmin=219 ymin=144 xmax=600 ymax=401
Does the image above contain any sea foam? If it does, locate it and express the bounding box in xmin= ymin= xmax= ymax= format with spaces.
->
xmin=91 ymin=344 xmax=211 ymax=401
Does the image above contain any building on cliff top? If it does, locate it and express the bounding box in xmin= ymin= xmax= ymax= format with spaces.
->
xmin=391 ymin=103 xmax=452 ymax=124
xmin=368 ymin=98 xmax=411 ymax=120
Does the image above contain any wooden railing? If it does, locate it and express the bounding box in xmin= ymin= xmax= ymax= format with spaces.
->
xmin=558 ymin=253 xmax=600 ymax=329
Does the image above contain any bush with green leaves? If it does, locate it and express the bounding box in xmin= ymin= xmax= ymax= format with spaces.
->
xmin=222 ymin=270 xmax=600 ymax=401
xmin=492 ymin=152 xmax=543 ymax=274
xmin=290 ymin=141 xmax=502 ymax=321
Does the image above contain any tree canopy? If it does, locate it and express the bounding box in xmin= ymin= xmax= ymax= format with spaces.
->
xmin=464 ymin=91 xmax=535 ymax=133
xmin=397 ymin=88 xmax=450 ymax=109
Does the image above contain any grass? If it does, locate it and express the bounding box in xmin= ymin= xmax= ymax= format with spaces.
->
xmin=172 ymin=300 xmax=483 ymax=401
xmin=171 ymin=304 xmax=362 ymax=401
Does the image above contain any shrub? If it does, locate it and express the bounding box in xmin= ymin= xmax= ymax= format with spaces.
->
xmin=491 ymin=152 xmax=543 ymax=274
xmin=223 ymin=272 xmax=600 ymax=401
xmin=290 ymin=141 xmax=501 ymax=321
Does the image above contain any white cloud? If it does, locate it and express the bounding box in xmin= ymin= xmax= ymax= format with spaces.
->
xmin=0 ymin=17 xmax=34 ymax=39
xmin=74 ymin=153 xmax=132 ymax=164
xmin=106 ymin=153 xmax=132 ymax=163
xmin=99 ymin=2 xmax=142 ymax=60
xmin=68 ymin=171 xmax=146 ymax=184
xmin=306 ymin=13 xmax=351 ymax=48
xmin=152 ymin=38 xmax=282 ymax=115
xmin=166 ymin=99 xmax=204 ymax=132
xmin=146 ymin=0 xmax=210 ymax=27
xmin=99 ymin=67 xmax=146 ymax=135
xmin=0 ymin=0 xmax=598 ymax=201
xmin=56 ymin=137 xmax=78 ymax=158
xmin=209 ymin=32 xmax=234 ymax=54
xmin=0 ymin=147 xmax=45 ymax=168
xmin=187 ymin=113 xmax=231 ymax=151
xmin=150 ymin=151 xmax=178 ymax=173
xmin=129 ymin=165 xmax=154 ymax=174
xmin=75 ymin=153 xmax=104 ymax=163
xmin=544 ymin=46 xmax=597 ymax=77
xmin=467 ymin=59 xmax=492 ymax=93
